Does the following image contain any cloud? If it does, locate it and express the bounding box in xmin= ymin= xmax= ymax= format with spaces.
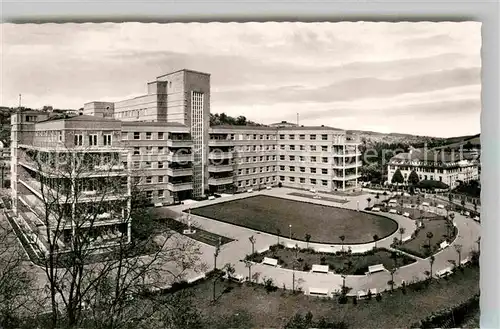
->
xmin=0 ymin=22 xmax=481 ymax=137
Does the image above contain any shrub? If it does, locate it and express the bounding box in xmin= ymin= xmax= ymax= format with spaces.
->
xmin=338 ymin=294 xmax=348 ymax=304
xmin=366 ymin=290 xmax=372 ymax=300
xmin=263 ymin=277 xmax=277 ymax=293
xmin=303 ymin=263 xmax=312 ymax=271
xmin=375 ymin=293 xmax=382 ymax=301
xmin=320 ymin=256 xmax=327 ymax=265
xmin=353 ymin=297 xmax=358 ymax=305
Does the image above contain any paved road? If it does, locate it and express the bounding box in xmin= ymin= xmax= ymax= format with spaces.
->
xmin=164 ymin=187 xmax=480 ymax=296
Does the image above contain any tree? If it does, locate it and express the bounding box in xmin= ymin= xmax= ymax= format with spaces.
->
xmin=276 ymin=228 xmax=281 ymax=246
xmin=305 ymin=234 xmax=311 ymax=249
xmin=244 ymin=260 xmax=252 ymax=282
xmin=428 ymin=255 xmax=435 ymax=280
xmin=426 ymin=232 xmax=434 ymax=250
xmin=454 ymin=244 xmax=463 ymax=267
xmin=408 ymin=170 xmax=420 ymax=187
xmin=399 ymin=227 xmax=405 ymax=242
xmin=391 ymin=169 xmax=404 ymax=188
xmin=339 ymin=235 xmax=345 ymax=251
xmin=366 ymin=197 xmax=372 ymax=208
xmin=461 ymin=197 xmax=466 ymax=213
xmin=388 ymin=267 xmax=398 ymax=291
xmin=373 ymin=234 xmax=379 ymax=249
xmin=249 ymin=235 xmax=256 ymax=255
xmin=19 ymin=144 xmax=201 ymax=328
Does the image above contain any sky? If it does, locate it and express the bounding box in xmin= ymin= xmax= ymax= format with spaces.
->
xmin=0 ymin=22 xmax=481 ymax=137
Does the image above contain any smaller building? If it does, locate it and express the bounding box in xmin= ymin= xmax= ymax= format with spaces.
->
xmin=386 ymin=148 xmax=479 ymax=189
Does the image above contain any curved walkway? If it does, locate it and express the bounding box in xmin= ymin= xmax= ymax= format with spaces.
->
xmin=164 ymin=187 xmax=480 ymax=296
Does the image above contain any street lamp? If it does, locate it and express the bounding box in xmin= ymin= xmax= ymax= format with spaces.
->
xmin=289 ymin=224 xmax=292 ymax=240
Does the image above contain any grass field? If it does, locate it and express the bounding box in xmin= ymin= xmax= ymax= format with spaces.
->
xmin=189 ymin=195 xmax=398 ymax=244
xmin=287 ymin=192 xmax=349 ymax=204
xmin=248 ymin=245 xmax=416 ymax=275
xmin=156 ymin=218 xmax=233 ymax=246
xmin=170 ymin=264 xmax=479 ymax=328
xmin=397 ymin=218 xmax=457 ymax=258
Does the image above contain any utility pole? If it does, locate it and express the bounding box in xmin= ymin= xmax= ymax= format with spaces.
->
xmin=18 ymin=94 xmax=22 ymax=108
xmin=297 ymin=113 xmax=299 ymax=126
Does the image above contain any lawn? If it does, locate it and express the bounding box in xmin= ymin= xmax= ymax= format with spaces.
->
xmin=396 ymin=218 xmax=457 ymax=258
xmin=247 ymin=245 xmax=416 ymax=275
xmin=164 ymin=264 xmax=480 ymax=328
xmin=156 ymin=218 xmax=233 ymax=247
xmin=189 ymin=195 xmax=398 ymax=244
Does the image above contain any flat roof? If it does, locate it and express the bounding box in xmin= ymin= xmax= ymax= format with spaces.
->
xmin=157 ymin=69 xmax=211 ymax=79
xmin=37 ymin=114 xmax=120 ymax=123
xmin=121 ymin=121 xmax=187 ymax=127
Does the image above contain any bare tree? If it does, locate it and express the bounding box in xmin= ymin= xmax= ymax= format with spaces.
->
xmin=15 ymin=144 xmax=201 ymax=328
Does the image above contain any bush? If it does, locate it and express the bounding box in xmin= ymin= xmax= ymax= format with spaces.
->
xmin=338 ymin=294 xmax=348 ymax=304
xmin=263 ymin=277 xmax=277 ymax=293
xmin=320 ymin=256 xmax=327 ymax=265
xmin=303 ymin=263 xmax=312 ymax=271
xmin=375 ymin=293 xmax=382 ymax=301
xmin=352 ymin=297 xmax=358 ymax=305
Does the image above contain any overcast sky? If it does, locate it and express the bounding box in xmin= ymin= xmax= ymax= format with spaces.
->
xmin=1 ymin=22 xmax=481 ymax=137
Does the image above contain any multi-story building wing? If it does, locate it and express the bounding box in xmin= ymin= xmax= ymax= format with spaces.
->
xmin=11 ymin=112 xmax=132 ymax=254
xmin=386 ymin=148 xmax=479 ymax=189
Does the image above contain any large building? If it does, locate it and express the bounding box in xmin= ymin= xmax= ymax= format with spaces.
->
xmin=10 ymin=69 xmax=362 ymax=252
xmin=386 ymin=148 xmax=479 ymax=189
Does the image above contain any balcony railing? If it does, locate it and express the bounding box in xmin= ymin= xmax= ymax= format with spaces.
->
xmin=166 ymin=140 xmax=193 ymax=148
xmin=166 ymin=153 xmax=193 ymax=163
xmin=208 ymin=152 xmax=233 ymax=160
xmin=208 ymin=164 xmax=233 ymax=173
xmin=166 ymin=168 xmax=193 ymax=177
xmin=167 ymin=182 xmax=193 ymax=192
xmin=208 ymin=139 xmax=234 ymax=146
xmin=208 ymin=177 xmax=234 ymax=185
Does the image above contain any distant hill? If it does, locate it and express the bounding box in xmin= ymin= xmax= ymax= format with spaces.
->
xmin=433 ymin=134 xmax=481 ymax=150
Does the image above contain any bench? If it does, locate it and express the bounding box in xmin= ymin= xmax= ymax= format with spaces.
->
xmin=317 ymin=247 xmax=332 ymax=253
xmin=187 ymin=274 xmax=206 ymax=284
xmin=308 ymin=287 xmax=330 ymax=297
xmin=460 ymin=258 xmax=470 ymax=266
xmin=371 ymin=207 xmax=380 ymax=212
xmin=311 ymin=264 xmax=329 ymax=274
xmin=266 ymin=186 xmax=272 ymax=190
xmin=388 ymin=199 xmax=397 ymax=204
xmin=421 ymin=202 xmax=430 ymax=207
xmin=154 ymin=202 xmax=163 ymax=208
xmin=403 ymin=212 xmax=410 ymax=217
xmin=389 ymin=209 xmax=397 ymax=214
xmin=208 ymin=196 xmax=216 ymax=200
xmin=402 ymin=235 xmax=412 ymax=243
xmin=439 ymin=241 xmax=449 ymax=249
xmin=368 ymin=264 xmax=385 ymax=274
xmin=473 ymin=216 xmax=480 ymax=222
xmin=437 ymin=204 xmax=445 ymax=209
xmin=262 ymin=257 xmax=278 ymax=267
xmin=436 ymin=267 xmax=453 ymax=278
xmin=247 ymin=189 xmax=253 ymax=193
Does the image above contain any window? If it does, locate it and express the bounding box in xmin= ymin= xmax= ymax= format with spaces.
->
xmin=321 ymin=134 xmax=328 ymax=140
xmin=158 ymin=176 xmax=164 ymax=183
xmin=321 ymin=146 xmax=328 ymax=152
xmin=322 ymin=169 xmax=328 ymax=174
xmin=311 ymin=156 xmax=317 ymax=162
xmin=322 ymin=180 xmax=328 ymax=186
xmin=289 ymin=155 xmax=295 ymax=161
xmin=299 ymin=156 xmax=305 ymax=161
xmin=253 ymin=168 xmax=257 ymax=173
xmin=58 ymin=131 xmax=62 ymax=142
xmin=279 ymin=134 xmax=285 ymax=140
xmin=146 ymin=146 xmax=153 ymax=154
xmin=300 ymin=167 xmax=305 ymax=172
xmin=238 ymin=169 xmax=242 ymax=175
xmin=158 ymin=161 xmax=164 ymax=169
xmin=74 ymin=134 xmax=83 ymax=146
xmin=310 ymin=134 xmax=316 ymax=140
xmin=280 ymin=176 xmax=285 ymax=181
xmin=289 ymin=134 xmax=295 ymax=140
xmin=146 ymin=191 xmax=153 ymax=199
xmin=280 ymin=165 xmax=285 ymax=170
xmin=280 ymin=145 xmax=286 ymax=150
xmin=253 ymin=134 xmax=257 ymax=140
xmin=289 ymin=145 xmax=295 ymax=150
xmin=146 ymin=176 xmax=152 ymax=183
xmin=158 ymin=132 xmax=164 ymax=140
xmin=260 ymin=167 xmax=264 ymax=173
xmin=310 ymin=145 xmax=316 ymax=151
xmin=310 ymin=168 xmax=317 ymax=174
xmin=89 ymin=134 xmax=98 ymax=146
xmin=103 ymin=134 xmax=112 ymax=146
xmin=145 ymin=162 xmax=152 ymax=169
xmin=280 ymin=155 xmax=285 ymax=160
xmin=300 ymin=177 xmax=305 ymax=183
xmin=133 ymin=161 xmax=140 ymax=169
xmin=253 ymin=179 xmax=257 ymax=184
xmin=158 ymin=190 xmax=164 ymax=198
xmin=300 ymin=145 xmax=305 ymax=151
xmin=322 ymin=157 xmax=328 ymax=163
xmin=145 ymin=132 xmax=152 ymax=140
xmin=158 ymin=146 xmax=165 ymax=154
xmin=134 ymin=132 xmax=140 ymax=140
xmin=246 ymin=169 xmax=250 ymax=174
xmin=310 ymin=178 xmax=317 ymax=184
xmin=253 ymin=156 xmax=257 ymax=162
xmin=133 ymin=147 xmax=140 ymax=155
xmin=299 ymin=134 xmax=305 ymax=140
xmin=289 ymin=166 xmax=295 ymax=172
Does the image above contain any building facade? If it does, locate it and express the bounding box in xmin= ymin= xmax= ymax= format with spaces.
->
xmin=386 ymin=149 xmax=479 ymax=189
xmin=11 ymin=69 xmax=363 ymax=244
